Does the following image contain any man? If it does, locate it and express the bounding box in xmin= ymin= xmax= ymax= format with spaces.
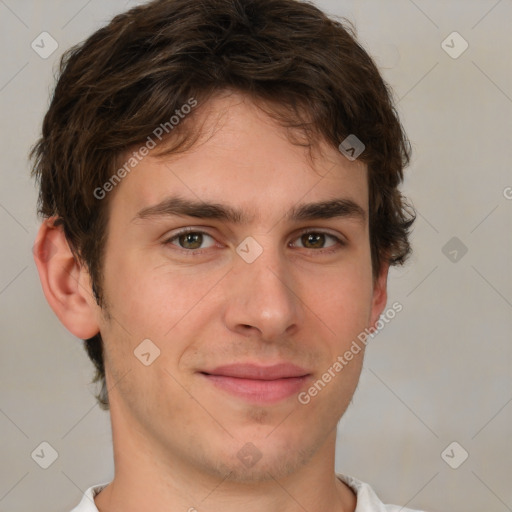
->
xmin=31 ymin=0 xmax=418 ymax=510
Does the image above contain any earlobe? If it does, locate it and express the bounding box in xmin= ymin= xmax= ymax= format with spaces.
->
xmin=33 ymin=218 xmax=100 ymax=339
xmin=369 ymin=261 xmax=390 ymax=329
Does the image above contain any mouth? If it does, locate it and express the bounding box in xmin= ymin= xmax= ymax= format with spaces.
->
xmin=199 ymin=363 xmax=311 ymax=404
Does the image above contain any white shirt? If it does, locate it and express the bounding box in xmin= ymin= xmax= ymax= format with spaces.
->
xmin=70 ymin=473 xmax=425 ymax=511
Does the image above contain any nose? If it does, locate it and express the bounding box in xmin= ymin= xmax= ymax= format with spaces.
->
xmin=222 ymin=239 xmax=302 ymax=342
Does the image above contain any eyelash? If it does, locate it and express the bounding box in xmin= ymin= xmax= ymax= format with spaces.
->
xmin=162 ymin=227 xmax=345 ymax=256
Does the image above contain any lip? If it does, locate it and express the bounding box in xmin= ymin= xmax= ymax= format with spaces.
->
xmin=199 ymin=363 xmax=311 ymax=404
xmin=205 ymin=363 xmax=310 ymax=380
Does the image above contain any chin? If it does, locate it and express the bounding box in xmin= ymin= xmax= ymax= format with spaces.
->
xmin=198 ymin=436 xmax=318 ymax=484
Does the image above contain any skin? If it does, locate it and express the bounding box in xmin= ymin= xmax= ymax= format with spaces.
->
xmin=34 ymin=91 xmax=389 ymax=512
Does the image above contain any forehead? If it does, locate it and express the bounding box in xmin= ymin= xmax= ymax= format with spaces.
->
xmin=110 ymin=92 xmax=368 ymax=224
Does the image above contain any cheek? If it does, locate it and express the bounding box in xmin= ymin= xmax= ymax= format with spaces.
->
xmin=306 ymin=258 xmax=374 ymax=340
xmin=101 ymin=231 xmax=374 ymax=349
xmin=102 ymin=252 xmax=220 ymax=340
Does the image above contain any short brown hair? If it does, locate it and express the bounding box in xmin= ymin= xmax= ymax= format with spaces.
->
xmin=31 ymin=0 xmax=416 ymax=410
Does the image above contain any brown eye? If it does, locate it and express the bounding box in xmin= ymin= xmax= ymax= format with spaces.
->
xmin=164 ymin=230 xmax=216 ymax=251
xmin=178 ymin=232 xmax=203 ymax=249
xmin=301 ymin=232 xmax=326 ymax=249
xmin=293 ymin=231 xmax=342 ymax=251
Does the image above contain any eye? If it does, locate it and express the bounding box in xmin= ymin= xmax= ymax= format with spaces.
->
xmin=163 ymin=228 xmax=216 ymax=252
xmin=291 ymin=230 xmax=344 ymax=253
xmin=162 ymin=227 xmax=345 ymax=256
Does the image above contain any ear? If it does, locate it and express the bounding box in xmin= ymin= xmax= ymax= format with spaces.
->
xmin=33 ymin=218 xmax=100 ymax=339
xmin=368 ymin=260 xmax=390 ymax=329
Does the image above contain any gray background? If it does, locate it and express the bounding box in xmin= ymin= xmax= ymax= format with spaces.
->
xmin=1 ymin=1 xmax=511 ymax=511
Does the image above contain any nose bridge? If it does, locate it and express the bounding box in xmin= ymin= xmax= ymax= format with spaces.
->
xmin=227 ymin=234 xmax=300 ymax=337
xmin=237 ymin=235 xmax=294 ymax=304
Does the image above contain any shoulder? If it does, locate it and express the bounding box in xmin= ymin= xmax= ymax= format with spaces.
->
xmin=337 ymin=473 xmax=427 ymax=512
xmin=69 ymin=482 xmax=110 ymax=512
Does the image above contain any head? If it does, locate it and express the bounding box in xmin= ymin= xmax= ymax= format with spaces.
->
xmin=32 ymin=0 xmax=415 ymax=483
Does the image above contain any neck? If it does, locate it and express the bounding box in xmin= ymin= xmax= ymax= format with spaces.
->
xmin=94 ymin=387 xmax=357 ymax=512
xmin=94 ymin=426 xmax=356 ymax=512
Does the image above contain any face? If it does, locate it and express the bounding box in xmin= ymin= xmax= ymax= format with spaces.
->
xmin=89 ymin=92 xmax=388 ymax=484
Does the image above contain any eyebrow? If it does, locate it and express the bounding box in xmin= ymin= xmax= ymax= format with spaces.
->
xmin=133 ymin=195 xmax=366 ymax=225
